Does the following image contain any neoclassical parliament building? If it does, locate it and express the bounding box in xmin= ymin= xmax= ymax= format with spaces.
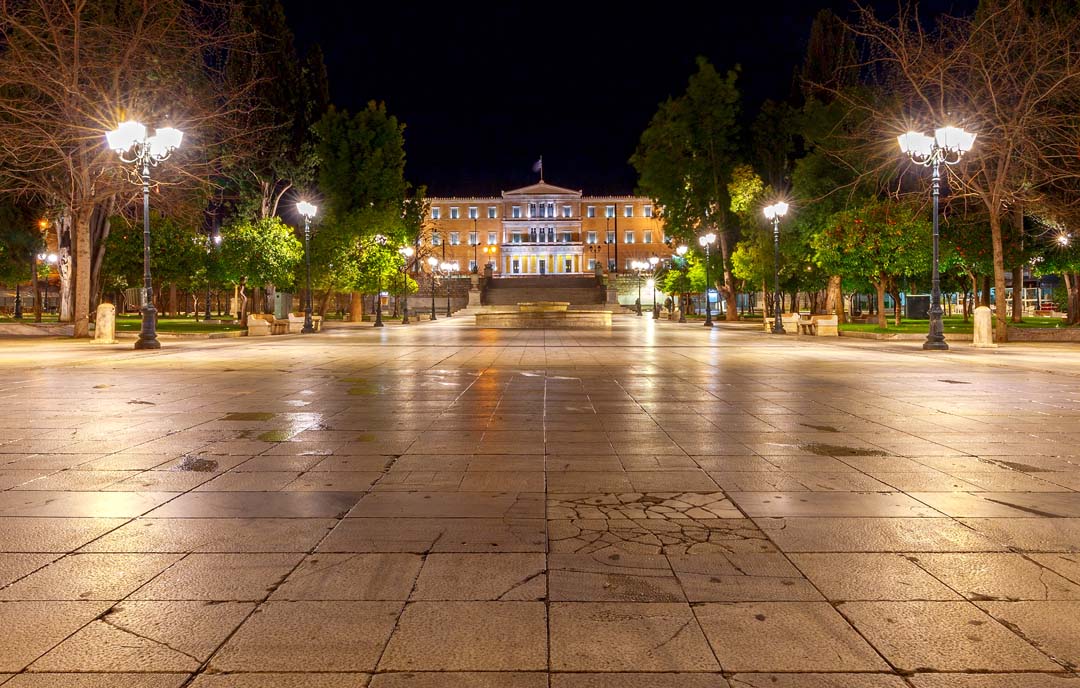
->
xmin=425 ymin=180 xmax=669 ymax=275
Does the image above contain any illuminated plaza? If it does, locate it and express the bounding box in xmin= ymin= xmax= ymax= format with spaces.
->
xmin=1 ymin=318 xmax=1078 ymax=685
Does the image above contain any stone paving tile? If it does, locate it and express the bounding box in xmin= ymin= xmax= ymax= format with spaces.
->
xmin=131 ymin=553 xmax=303 ymax=601
xmin=31 ymin=601 xmax=253 ymax=672
xmin=271 ymin=553 xmax=421 ymax=600
xmin=960 ymin=518 xmax=1080 ymax=552
xmin=551 ymin=674 xmax=730 ymax=687
xmin=209 ymin=601 xmax=402 ymax=672
xmin=81 ymin=518 xmax=335 ymax=553
xmin=977 ymin=601 xmax=1080 ymax=669
xmin=0 ymin=517 xmax=128 ymax=553
xmin=348 ymin=492 xmax=542 ymax=518
xmin=694 ymin=601 xmax=889 ymax=672
xmin=0 ymin=491 xmax=173 ymax=518
xmin=670 ymin=553 xmax=824 ymax=602
xmin=907 ymin=674 xmax=1080 ymax=687
xmin=188 ymin=675 xmax=367 ymax=688
xmin=147 ymin=491 xmax=363 ymax=518
xmin=0 ymin=553 xmax=56 ymax=587
xmin=319 ymin=518 xmax=546 ymax=553
xmin=726 ymin=676 xmax=908 ymax=688
xmin=728 ymin=491 xmax=943 ymax=518
xmin=369 ymin=673 xmax=547 ymax=688
xmin=3 ymin=675 xmax=190 ymax=687
xmin=790 ymin=553 xmax=962 ymax=601
xmin=379 ymin=601 xmax=547 ymax=671
xmin=757 ymin=517 xmax=1007 ymax=552
xmin=911 ymin=553 xmax=1080 ymax=601
xmin=549 ymin=602 xmax=718 ymax=671
xmin=838 ymin=601 xmax=1061 ymax=672
xmin=0 ymin=600 xmax=111 ymax=671
xmin=549 ymin=517 xmax=777 ymax=556
xmin=411 ymin=553 xmax=545 ymax=601
xmin=0 ymin=553 xmax=181 ymax=601
xmin=1030 ymin=553 xmax=1080 ymax=584
xmin=548 ymin=552 xmax=683 ymax=602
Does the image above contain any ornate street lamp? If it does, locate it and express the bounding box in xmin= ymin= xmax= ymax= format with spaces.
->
xmin=427 ymin=256 xmax=439 ymax=320
xmin=373 ymin=234 xmax=387 ymax=328
xmin=399 ymin=246 xmax=414 ymax=324
xmin=482 ymin=245 xmax=498 ymax=270
xmin=898 ymin=125 xmax=976 ymax=350
xmin=698 ymin=232 xmax=716 ymax=327
xmin=675 ymin=245 xmax=689 ymax=323
xmin=630 ymin=260 xmax=646 ymax=315
xmin=649 ymin=255 xmax=660 ymax=319
xmin=440 ymin=261 xmax=459 ymax=316
xmin=763 ymin=201 xmax=789 ymax=335
xmin=106 ymin=120 xmax=183 ymax=349
xmin=296 ymin=201 xmax=318 ymax=333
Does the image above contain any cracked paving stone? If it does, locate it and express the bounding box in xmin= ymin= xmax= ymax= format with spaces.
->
xmin=976 ymin=601 xmax=1080 ymax=669
xmin=188 ymin=674 xmax=369 ymax=688
xmin=910 ymin=553 xmax=1080 ymax=601
xmin=548 ymin=518 xmax=777 ymax=556
xmin=368 ymin=673 xmax=547 ymax=688
xmin=548 ymin=552 xmax=684 ymax=602
xmin=547 ymin=492 xmax=741 ymax=520
xmin=271 ymin=553 xmax=422 ymax=600
xmin=410 ymin=553 xmax=546 ymax=601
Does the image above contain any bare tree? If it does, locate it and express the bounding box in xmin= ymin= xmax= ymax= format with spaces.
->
xmin=0 ymin=0 xmax=261 ymax=336
xmin=830 ymin=1 xmax=1080 ymax=340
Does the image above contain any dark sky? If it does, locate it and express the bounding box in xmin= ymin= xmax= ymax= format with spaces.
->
xmin=282 ymin=1 xmax=975 ymax=197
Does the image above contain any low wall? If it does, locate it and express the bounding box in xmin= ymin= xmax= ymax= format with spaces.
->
xmin=475 ymin=310 xmax=612 ymax=329
xmin=1006 ymin=327 xmax=1080 ymax=342
xmin=840 ymin=331 xmax=974 ymax=342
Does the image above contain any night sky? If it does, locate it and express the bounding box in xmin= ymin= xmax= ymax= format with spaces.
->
xmin=282 ymin=1 xmax=976 ymax=197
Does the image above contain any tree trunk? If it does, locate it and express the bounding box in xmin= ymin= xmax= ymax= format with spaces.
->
xmin=238 ymin=279 xmax=249 ymax=322
xmin=318 ymin=289 xmax=334 ymax=317
xmin=717 ymin=230 xmax=738 ymax=321
xmin=890 ymin=286 xmax=902 ymax=326
xmin=349 ymin=291 xmax=363 ymax=321
xmin=88 ymin=204 xmax=111 ymax=314
xmin=988 ymin=212 xmax=1008 ymax=341
xmin=168 ymin=283 xmax=178 ymax=317
xmin=1065 ymin=272 xmax=1079 ymax=325
xmin=1011 ymin=265 xmax=1024 ymax=323
xmin=57 ymin=213 xmax=73 ymax=322
xmin=981 ymin=275 xmax=991 ymax=307
xmin=30 ymin=256 xmax=40 ymax=322
xmin=73 ymin=206 xmax=92 ymax=338
xmin=874 ymin=280 xmax=887 ymax=328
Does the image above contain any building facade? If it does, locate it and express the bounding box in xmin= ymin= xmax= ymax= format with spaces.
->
xmin=425 ymin=181 xmax=668 ymax=275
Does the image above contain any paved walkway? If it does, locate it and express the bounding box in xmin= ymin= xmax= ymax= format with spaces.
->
xmin=1 ymin=315 xmax=1079 ymax=687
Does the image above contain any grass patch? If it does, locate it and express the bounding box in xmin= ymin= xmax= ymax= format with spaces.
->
xmin=114 ymin=315 xmax=243 ymax=334
xmin=840 ymin=315 xmax=1071 ymax=334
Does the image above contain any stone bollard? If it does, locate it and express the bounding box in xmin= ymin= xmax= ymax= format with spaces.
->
xmin=973 ymin=306 xmax=997 ymax=348
xmin=93 ymin=303 xmax=118 ymax=344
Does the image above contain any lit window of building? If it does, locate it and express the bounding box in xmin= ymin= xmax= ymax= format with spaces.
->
xmin=624 ymin=231 xmax=635 ymax=244
xmin=432 ymin=231 xmax=441 ymax=245
xmin=512 ymin=206 xmax=521 ymax=218
xmin=624 ymin=204 xmax=633 ymax=218
xmin=431 ymin=207 xmax=441 ymax=220
xmin=605 ymin=205 xmax=615 ymax=218
xmin=644 ymin=205 xmax=653 ymax=218
xmin=586 ymin=231 xmax=597 ymax=243
xmin=587 ymin=206 xmax=596 ymax=218
xmin=588 ymin=258 xmax=596 ymax=270
xmin=606 ymin=231 xmax=615 ymax=243
xmin=562 ymin=205 xmax=571 ymax=218
xmin=488 ymin=206 xmax=497 ymax=218
xmin=561 ymin=232 xmax=571 ymax=243
xmin=547 ymin=202 xmax=555 ymax=218
xmin=643 ymin=230 xmax=652 ymax=244
xmin=487 ymin=232 xmax=497 ymax=244
xmin=450 ymin=232 xmax=460 ymax=245
xmin=468 ymin=206 xmax=478 ymax=219
xmin=450 ymin=207 xmax=459 ymax=219
xmin=469 ymin=232 xmax=478 ymax=245
xmin=512 ymin=232 xmax=522 ymax=243
xmin=469 ymin=259 xmax=477 ymax=271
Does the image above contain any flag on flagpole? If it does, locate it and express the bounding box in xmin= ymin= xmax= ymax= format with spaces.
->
xmin=532 ymin=156 xmax=543 ymax=179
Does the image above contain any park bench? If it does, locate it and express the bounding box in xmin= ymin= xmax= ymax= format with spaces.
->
xmin=800 ymin=314 xmax=839 ymax=336
xmin=764 ymin=313 xmax=802 ymax=333
xmin=246 ymin=313 xmax=271 ymax=336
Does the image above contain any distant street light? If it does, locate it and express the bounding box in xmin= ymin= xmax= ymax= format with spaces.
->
xmin=482 ymin=245 xmax=497 ymax=270
xmin=399 ymin=246 xmax=414 ymax=324
xmin=427 ymin=256 xmax=439 ymax=321
xmin=106 ymin=120 xmax=183 ymax=349
xmin=203 ymin=224 xmax=221 ymax=322
xmin=676 ymin=245 xmax=689 ymax=323
xmin=698 ymin=233 xmax=716 ymax=327
xmin=763 ymin=201 xmax=789 ymax=335
xmin=297 ymin=201 xmax=318 ymax=333
xmin=899 ymin=125 xmax=976 ymax=351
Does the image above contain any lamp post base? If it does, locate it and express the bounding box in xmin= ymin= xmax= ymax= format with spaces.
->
xmin=134 ymin=336 xmax=161 ymax=350
xmin=134 ymin=306 xmax=160 ymax=350
xmin=922 ymin=337 xmax=949 ymax=351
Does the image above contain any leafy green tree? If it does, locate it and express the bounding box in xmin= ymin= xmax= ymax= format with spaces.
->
xmin=812 ymin=199 xmax=931 ymax=327
xmin=101 ymin=214 xmax=206 ymax=312
xmin=218 ymin=216 xmax=302 ymax=317
xmin=632 ymin=57 xmax=743 ymax=320
xmin=0 ymin=201 xmax=43 ymax=318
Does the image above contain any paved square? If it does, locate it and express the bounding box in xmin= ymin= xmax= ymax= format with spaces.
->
xmin=1 ymin=316 xmax=1079 ymax=684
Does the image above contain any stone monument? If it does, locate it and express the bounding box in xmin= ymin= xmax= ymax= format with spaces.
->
xmin=93 ymin=303 xmax=118 ymax=344
xmin=468 ymin=273 xmax=482 ymax=307
xmin=973 ymin=306 xmax=997 ymax=348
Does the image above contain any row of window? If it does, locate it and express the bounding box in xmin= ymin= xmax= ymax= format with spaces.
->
xmin=430 ymin=204 xmax=654 ymax=220
xmin=430 ymin=230 xmax=662 ymax=245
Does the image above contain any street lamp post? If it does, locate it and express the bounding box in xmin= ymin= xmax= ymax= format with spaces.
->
xmin=676 ymin=245 xmax=688 ymax=323
xmin=106 ymin=120 xmax=183 ymax=350
xmin=204 ymin=226 xmax=220 ymax=322
xmin=898 ymin=126 xmax=976 ymax=351
xmin=630 ymin=260 xmax=645 ymax=315
xmin=649 ymin=255 xmax=660 ymax=319
xmin=471 ymin=219 xmax=479 ymax=273
xmin=373 ymin=234 xmax=387 ymax=328
xmin=399 ymin=246 xmax=414 ymax=324
xmin=482 ymin=245 xmax=497 ymax=271
xmin=440 ymin=261 xmax=459 ymax=316
xmin=764 ymin=202 xmax=789 ymax=335
xmin=427 ymin=256 xmax=439 ymax=320
xmin=698 ymin=233 xmax=716 ymax=327
xmin=296 ymin=201 xmax=318 ymax=333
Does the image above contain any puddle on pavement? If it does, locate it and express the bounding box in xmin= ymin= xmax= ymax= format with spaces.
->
xmin=93 ymin=384 xmax=112 ymax=389
xmin=222 ymin=412 xmax=276 ymax=421
xmin=171 ymin=455 xmax=219 ymax=472
xmin=798 ymin=443 xmax=887 ymax=457
xmin=983 ymin=459 xmax=1045 ymax=473
xmin=258 ymin=430 xmax=295 ymax=442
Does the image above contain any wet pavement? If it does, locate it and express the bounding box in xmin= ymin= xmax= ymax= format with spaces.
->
xmin=1 ymin=315 xmax=1079 ymax=686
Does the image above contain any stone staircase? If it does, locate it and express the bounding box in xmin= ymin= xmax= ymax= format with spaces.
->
xmin=483 ymin=275 xmax=604 ymax=306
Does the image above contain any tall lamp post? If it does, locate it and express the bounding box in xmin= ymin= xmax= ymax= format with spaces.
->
xmin=898 ymin=126 xmax=976 ymax=350
xmin=675 ymin=245 xmax=688 ymax=323
xmin=763 ymin=202 xmax=789 ymax=335
xmin=649 ymin=255 xmax=660 ymax=319
xmin=203 ymin=226 xmax=221 ymax=322
xmin=698 ymin=232 xmax=716 ymax=327
xmin=296 ymin=201 xmax=318 ymax=333
xmin=427 ymin=256 xmax=439 ymax=321
xmin=471 ymin=219 xmax=479 ymax=273
xmin=441 ymin=261 xmax=459 ymax=316
xmin=399 ymin=246 xmax=414 ymax=324
xmin=106 ymin=120 xmax=183 ymax=350
xmin=373 ymin=234 xmax=387 ymax=328
xmin=630 ymin=260 xmax=646 ymax=315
